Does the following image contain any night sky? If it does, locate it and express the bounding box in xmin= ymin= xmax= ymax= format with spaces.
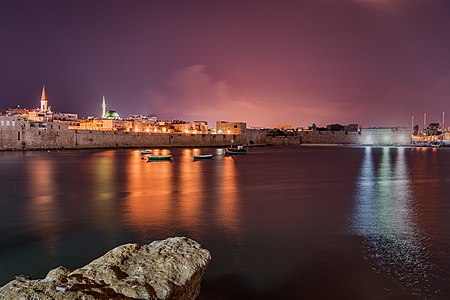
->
xmin=1 ymin=0 xmax=449 ymax=128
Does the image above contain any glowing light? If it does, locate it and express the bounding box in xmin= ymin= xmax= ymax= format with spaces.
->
xmin=352 ymin=147 xmax=429 ymax=291
xmin=216 ymin=155 xmax=240 ymax=234
xmin=124 ymin=149 xmax=173 ymax=237
xmin=26 ymin=157 xmax=58 ymax=253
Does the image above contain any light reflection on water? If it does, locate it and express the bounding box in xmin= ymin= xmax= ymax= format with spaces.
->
xmin=178 ymin=149 xmax=204 ymax=238
xmin=1 ymin=147 xmax=448 ymax=298
xmin=26 ymin=157 xmax=59 ymax=254
xmin=90 ymin=150 xmax=120 ymax=243
xmin=352 ymin=147 xmax=433 ymax=295
xmin=122 ymin=149 xmax=241 ymax=240
xmin=124 ymin=150 xmax=174 ymax=237
xmin=216 ymin=156 xmax=241 ymax=235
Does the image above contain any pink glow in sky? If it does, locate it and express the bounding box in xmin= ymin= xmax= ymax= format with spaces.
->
xmin=1 ymin=0 xmax=449 ymax=128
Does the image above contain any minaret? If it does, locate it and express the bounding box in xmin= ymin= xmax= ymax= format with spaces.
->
xmin=102 ymin=95 xmax=106 ymax=118
xmin=40 ymin=85 xmax=48 ymax=112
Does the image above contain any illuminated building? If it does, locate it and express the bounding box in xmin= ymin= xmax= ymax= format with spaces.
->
xmin=27 ymin=86 xmax=78 ymax=122
xmin=28 ymin=85 xmax=54 ymax=122
xmin=102 ymin=96 xmax=106 ymax=118
xmin=359 ymin=127 xmax=411 ymax=145
xmin=216 ymin=121 xmax=246 ymax=135
xmin=192 ymin=121 xmax=208 ymax=133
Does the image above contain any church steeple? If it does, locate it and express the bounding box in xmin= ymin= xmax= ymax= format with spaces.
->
xmin=102 ymin=95 xmax=106 ymax=118
xmin=40 ymin=85 xmax=48 ymax=112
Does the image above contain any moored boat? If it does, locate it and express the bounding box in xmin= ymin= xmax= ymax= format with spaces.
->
xmin=193 ymin=154 xmax=213 ymax=160
xmin=140 ymin=149 xmax=152 ymax=154
xmin=147 ymin=155 xmax=172 ymax=161
xmin=225 ymin=146 xmax=247 ymax=154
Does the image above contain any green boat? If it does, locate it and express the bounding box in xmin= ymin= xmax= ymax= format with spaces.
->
xmin=147 ymin=155 xmax=172 ymax=161
xmin=193 ymin=154 xmax=213 ymax=160
xmin=225 ymin=146 xmax=247 ymax=154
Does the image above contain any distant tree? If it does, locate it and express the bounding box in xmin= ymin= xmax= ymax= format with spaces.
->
xmin=326 ymin=124 xmax=344 ymax=131
xmin=427 ymin=123 xmax=441 ymax=136
xmin=413 ymin=125 xmax=419 ymax=136
xmin=267 ymin=128 xmax=286 ymax=137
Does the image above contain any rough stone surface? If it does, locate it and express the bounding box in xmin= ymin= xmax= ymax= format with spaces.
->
xmin=0 ymin=237 xmax=211 ymax=300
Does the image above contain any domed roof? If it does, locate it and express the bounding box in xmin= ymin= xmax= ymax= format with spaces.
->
xmin=104 ymin=110 xmax=120 ymax=119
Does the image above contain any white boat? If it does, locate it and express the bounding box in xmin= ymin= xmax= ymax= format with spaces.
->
xmin=140 ymin=149 xmax=152 ymax=154
xmin=193 ymin=154 xmax=213 ymax=160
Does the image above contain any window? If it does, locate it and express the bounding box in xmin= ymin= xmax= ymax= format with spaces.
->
xmin=18 ymin=131 xmax=20 ymax=141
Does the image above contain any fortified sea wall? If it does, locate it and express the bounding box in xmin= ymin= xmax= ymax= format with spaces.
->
xmin=0 ymin=116 xmax=268 ymax=150
xmin=267 ymin=131 xmax=359 ymax=146
xmin=0 ymin=116 xmax=411 ymax=150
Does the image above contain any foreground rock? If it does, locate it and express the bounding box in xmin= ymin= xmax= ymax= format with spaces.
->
xmin=0 ymin=237 xmax=211 ymax=299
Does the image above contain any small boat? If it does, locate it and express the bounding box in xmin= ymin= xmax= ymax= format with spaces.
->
xmin=193 ymin=154 xmax=213 ymax=160
xmin=147 ymin=155 xmax=172 ymax=161
xmin=225 ymin=145 xmax=248 ymax=154
xmin=140 ymin=149 xmax=152 ymax=154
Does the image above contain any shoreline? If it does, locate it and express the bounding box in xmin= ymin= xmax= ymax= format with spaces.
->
xmin=1 ymin=143 xmax=445 ymax=153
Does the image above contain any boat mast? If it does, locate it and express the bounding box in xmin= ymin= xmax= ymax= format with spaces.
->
xmin=423 ymin=112 xmax=427 ymax=130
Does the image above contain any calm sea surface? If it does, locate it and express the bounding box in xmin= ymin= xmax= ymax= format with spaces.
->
xmin=0 ymin=147 xmax=449 ymax=299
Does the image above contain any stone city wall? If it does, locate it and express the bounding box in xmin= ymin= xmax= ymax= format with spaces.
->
xmin=267 ymin=131 xmax=360 ymax=146
xmin=1 ymin=116 xmax=410 ymax=150
xmin=298 ymin=131 xmax=360 ymax=144
xmin=74 ymin=130 xmax=247 ymax=148
xmin=0 ymin=116 xmax=269 ymax=150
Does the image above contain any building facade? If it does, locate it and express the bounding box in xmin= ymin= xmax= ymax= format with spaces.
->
xmin=359 ymin=127 xmax=411 ymax=145
xmin=216 ymin=121 xmax=246 ymax=135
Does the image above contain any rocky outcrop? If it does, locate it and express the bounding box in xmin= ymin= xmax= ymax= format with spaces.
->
xmin=0 ymin=237 xmax=211 ymax=300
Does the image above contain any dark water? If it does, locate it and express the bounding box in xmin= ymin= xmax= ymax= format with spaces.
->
xmin=0 ymin=147 xmax=449 ymax=299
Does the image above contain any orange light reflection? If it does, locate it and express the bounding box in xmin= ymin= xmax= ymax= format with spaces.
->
xmin=90 ymin=150 xmax=119 ymax=242
xmin=124 ymin=149 xmax=173 ymax=237
xmin=178 ymin=149 xmax=204 ymax=239
xmin=26 ymin=157 xmax=58 ymax=253
xmin=216 ymin=156 xmax=240 ymax=234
